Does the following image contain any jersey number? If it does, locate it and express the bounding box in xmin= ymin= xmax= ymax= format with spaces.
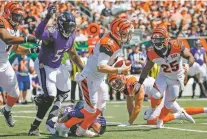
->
xmin=52 ymin=49 xmax=64 ymax=62
xmin=161 ymin=60 xmax=179 ymax=73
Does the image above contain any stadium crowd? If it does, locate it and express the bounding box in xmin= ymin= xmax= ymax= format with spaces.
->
xmin=0 ymin=1 xmax=206 ymax=104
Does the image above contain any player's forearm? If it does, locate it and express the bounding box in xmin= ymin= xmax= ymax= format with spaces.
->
xmin=126 ymin=96 xmax=134 ymax=117
xmin=128 ymin=106 xmax=141 ymax=124
xmin=1 ymin=35 xmax=25 ymax=45
xmin=97 ymin=64 xmax=118 ymax=74
xmin=138 ymin=60 xmax=154 ymax=84
xmin=35 ymin=20 xmax=49 ymax=39
xmin=68 ymin=49 xmax=84 ymax=70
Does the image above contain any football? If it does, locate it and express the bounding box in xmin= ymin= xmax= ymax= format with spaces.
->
xmin=113 ymin=57 xmax=131 ymax=67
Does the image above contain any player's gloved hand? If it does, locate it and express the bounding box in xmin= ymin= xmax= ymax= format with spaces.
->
xmin=133 ymin=82 xmax=141 ymax=93
xmin=118 ymin=65 xmax=131 ymax=75
xmin=46 ymin=5 xmax=56 ymax=19
xmin=118 ymin=122 xmax=131 ymax=127
xmin=75 ymin=72 xmax=86 ymax=82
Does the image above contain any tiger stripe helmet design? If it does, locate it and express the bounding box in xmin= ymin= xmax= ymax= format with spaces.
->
xmin=108 ymin=74 xmax=126 ymax=92
xmin=110 ymin=18 xmax=134 ymax=44
xmin=4 ymin=2 xmax=24 ymax=26
xmin=151 ymin=26 xmax=169 ymax=51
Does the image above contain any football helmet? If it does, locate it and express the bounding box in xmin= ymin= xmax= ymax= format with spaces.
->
xmin=57 ymin=11 xmax=76 ymax=38
xmin=110 ymin=18 xmax=134 ymax=44
xmin=108 ymin=74 xmax=126 ymax=92
xmin=151 ymin=26 xmax=169 ymax=51
xmin=4 ymin=2 xmax=24 ymax=26
xmin=195 ymin=39 xmax=202 ymax=49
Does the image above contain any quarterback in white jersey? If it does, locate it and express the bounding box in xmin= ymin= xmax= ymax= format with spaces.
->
xmin=71 ymin=18 xmax=133 ymax=137
xmin=0 ymin=2 xmax=36 ymax=127
xmin=134 ymin=26 xmax=195 ymax=128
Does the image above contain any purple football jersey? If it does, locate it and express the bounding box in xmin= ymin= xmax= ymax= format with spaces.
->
xmin=35 ymin=21 xmax=75 ymax=68
xmin=190 ymin=47 xmax=206 ymax=66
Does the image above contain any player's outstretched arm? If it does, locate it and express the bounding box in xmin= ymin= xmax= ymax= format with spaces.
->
xmin=181 ymin=49 xmax=195 ymax=67
xmin=67 ymin=46 xmax=84 ymax=70
xmin=128 ymin=86 xmax=144 ymax=124
xmin=0 ymin=28 xmax=36 ymax=45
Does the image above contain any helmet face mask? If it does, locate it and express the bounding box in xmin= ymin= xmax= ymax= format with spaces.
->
xmin=11 ymin=12 xmax=24 ymax=25
xmin=120 ymin=29 xmax=133 ymax=44
xmin=195 ymin=40 xmax=202 ymax=49
xmin=109 ymin=75 xmax=126 ymax=92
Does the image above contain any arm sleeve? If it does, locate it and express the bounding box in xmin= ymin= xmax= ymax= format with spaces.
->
xmin=35 ymin=20 xmax=51 ymax=40
xmin=97 ymin=52 xmax=111 ymax=66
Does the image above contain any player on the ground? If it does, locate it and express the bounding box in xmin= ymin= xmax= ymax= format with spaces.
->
xmin=61 ymin=18 xmax=133 ymax=137
xmin=28 ymin=6 xmax=84 ymax=136
xmin=133 ymin=26 xmax=195 ymax=128
xmin=55 ymin=100 xmax=106 ymax=137
xmin=0 ymin=2 xmax=37 ymax=127
xmin=108 ymin=74 xmax=195 ymax=126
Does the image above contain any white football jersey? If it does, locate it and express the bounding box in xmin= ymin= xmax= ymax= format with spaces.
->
xmin=0 ymin=17 xmax=21 ymax=71
xmin=82 ymin=33 xmax=122 ymax=78
xmin=147 ymin=40 xmax=185 ymax=80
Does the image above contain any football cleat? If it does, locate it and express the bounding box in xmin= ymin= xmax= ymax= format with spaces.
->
xmin=1 ymin=107 xmax=15 ymax=127
xmin=181 ymin=109 xmax=195 ymax=123
xmin=156 ymin=119 xmax=164 ymax=129
xmin=144 ymin=107 xmax=153 ymax=120
xmin=28 ymin=124 xmax=40 ymax=136
xmin=46 ymin=120 xmax=56 ymax=135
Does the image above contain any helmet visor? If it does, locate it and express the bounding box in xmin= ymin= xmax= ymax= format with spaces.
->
xmin=62 ymin=21 xmax=76 ymax=37
xmin=11 ymin=13 xmax=24 ymax=24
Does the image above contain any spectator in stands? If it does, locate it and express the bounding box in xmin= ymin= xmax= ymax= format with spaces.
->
xmin=23 ymin=10 xmax=37 ymax=35
xmin=12 ymin=54 xmax=35 ymax=104
xmin=128 ymin=43 xmax=146 ymax=75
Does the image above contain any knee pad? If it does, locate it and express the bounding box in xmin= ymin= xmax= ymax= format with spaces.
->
xmin=152 ymin=91 xmax=162 ymax=99
xmin=9 ymin=84 xmax=20 ymax=98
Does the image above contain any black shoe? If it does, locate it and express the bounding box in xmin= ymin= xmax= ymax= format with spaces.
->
xmin=21 ymin=100 xmax=28 ymax=105
xmin=0 ymin=107 xmax=15 ymax=127
xmin=46 ymin=120 xmax=56 ymax=135
xmin=28 ymin=124 xmax=40 ymax=136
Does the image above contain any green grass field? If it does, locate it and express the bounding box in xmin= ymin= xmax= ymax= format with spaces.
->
xmin=0 ymin=99 xmax=207 ymax=139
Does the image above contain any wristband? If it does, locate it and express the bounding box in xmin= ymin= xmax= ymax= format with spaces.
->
xmin=117 ymin=68 xmax=122 ymax=74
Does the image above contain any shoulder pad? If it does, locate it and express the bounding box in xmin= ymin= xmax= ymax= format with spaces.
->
xmin=47 ymin=26 xmax=56 ymax=34
xmin=100 ymin=37 xmax=114 ymax=46
xmin=169 ymin=39 xmax=182 ymax=50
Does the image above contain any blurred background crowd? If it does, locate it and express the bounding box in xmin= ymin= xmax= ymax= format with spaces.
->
xmin=0 ymin=1 xmax=206 ymax=104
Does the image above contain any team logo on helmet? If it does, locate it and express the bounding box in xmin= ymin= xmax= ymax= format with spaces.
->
xmin=57 ymin=11 xmax=76 ymax=38
xmin=110 ymin=18 xmax=134 ymax=44
xmin=4 ymin=2 xmax=24 ymax=26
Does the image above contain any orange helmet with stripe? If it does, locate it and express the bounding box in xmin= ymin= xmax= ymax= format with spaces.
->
xmin=108 ymin=74 xmax=126 ymax=92
xmin=110 ymin=18 xmax=134 ymax=44
xmin=151 ymin=26 xmax=169 ymax=51
xmin=4 ymin=2 xmax=24 ymax=26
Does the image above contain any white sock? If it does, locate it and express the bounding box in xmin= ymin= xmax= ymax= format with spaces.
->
xmin=204 ymin=108 xmax=207 ymax=113
xmin=4 ymin=105 xmax=11 ymax=112
xmin=174 ymin=113 xmax=181 ymax=119
xmin=77 ymin=126 xmax=86 ymax=134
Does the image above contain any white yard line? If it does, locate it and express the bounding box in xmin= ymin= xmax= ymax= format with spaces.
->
xmin=108 ymin=122 xmax=207 ymax=133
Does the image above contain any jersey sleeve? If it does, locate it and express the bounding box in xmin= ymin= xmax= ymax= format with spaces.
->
xmin=97 ymin=52 xmax=110 ymax=66
xmin=35 ymin=20 xmax=53 ymax=40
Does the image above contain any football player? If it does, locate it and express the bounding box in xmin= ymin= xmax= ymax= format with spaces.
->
xmin=56 ymin=101 xmax=106 ymax=137
xmin=63 ymin=18 xmax=133 ymax=137
xmin=28 ymin=6 xmax=84 ymax=136
xmin=133 ymin=26 xmax=195 ymax=128
xmin=107 ymin=74 xmax=195 ymax=126
xmin=0 ymin=2 xmax=37 ymax=127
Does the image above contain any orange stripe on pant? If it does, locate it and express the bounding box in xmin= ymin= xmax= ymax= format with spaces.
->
xmin=147 ymin=114 xmax=175 ymax=125
xmin=80 ymin=79 xmax=95 ymax=109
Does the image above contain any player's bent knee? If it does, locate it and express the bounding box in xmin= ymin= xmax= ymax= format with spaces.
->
xmin=44 ymin=96 xmax=55 ymax=106
xmin=152 ymin=91 xmax=162 ymax=99
xmin=9 ymin=86 xmax=20 ymax=98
